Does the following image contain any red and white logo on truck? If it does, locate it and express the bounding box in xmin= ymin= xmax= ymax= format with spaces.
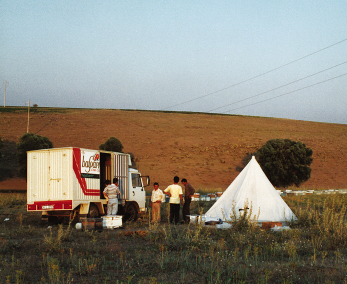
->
xmin=73 ymin=148 xmax=100 ymax=196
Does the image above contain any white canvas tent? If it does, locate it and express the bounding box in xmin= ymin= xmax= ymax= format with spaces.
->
xmin=205 ymin=156 xmax=297 ymax=223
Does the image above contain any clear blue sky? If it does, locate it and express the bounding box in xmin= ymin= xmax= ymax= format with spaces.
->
xmin=1 ymin=1 xmax=346 ymax=124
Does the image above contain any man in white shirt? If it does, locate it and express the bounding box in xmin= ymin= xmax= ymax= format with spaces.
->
xmin=150 ymin=182 xmax=165 ymax=223
xmin=164 ymin=176 xmax=183 ymax=224
xmin=103 ymin=178 xmax=121 ymax=215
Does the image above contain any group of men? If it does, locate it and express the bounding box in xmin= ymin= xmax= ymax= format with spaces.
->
xmin=103 ymin=176 xmax=195 ymax=224
xmin=150 ymin=176 xmax=195 ymax=224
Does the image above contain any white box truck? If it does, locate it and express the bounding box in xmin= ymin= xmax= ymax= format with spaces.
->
xmin=27 ymin=147 xmax=149 ymax=222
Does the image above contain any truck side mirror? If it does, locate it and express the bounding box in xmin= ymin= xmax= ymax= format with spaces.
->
xmin=141 ymin=176 xmax=150 ymax=187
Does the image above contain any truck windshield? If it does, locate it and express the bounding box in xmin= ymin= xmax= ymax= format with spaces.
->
xmin=132 ymin=173 xmax=142 ymax=187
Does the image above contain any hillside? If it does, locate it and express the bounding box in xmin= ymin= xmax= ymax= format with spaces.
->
xmin=1 ymin=107 xmax=347 ymax=191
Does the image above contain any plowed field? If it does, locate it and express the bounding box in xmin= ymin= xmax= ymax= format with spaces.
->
xmin=1 ymin=108 xmax=346 ymax=191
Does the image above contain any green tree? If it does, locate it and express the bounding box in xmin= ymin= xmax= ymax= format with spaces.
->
xmin=127 ymin=152 xmax=137 ymax=169
xmin=0 ymin=136 xmax=3 ymax=161
xmin=99 ymin=137 xmax=123 ymax=153
xmin=256 ymin=138 xmax=313 ymax=188
xmin=17 ymin=133 xmax=53 ymax=177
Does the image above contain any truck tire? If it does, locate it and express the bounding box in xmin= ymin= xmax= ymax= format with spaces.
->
xmin=47 ymin=216 xmax=66 ymax=224
xmin=88 ymin=204 xmax=100 ymax=218
xmin=69 ymin=208 xmax=80 ymax=224
xmin=47 ymin=216 xmax=58 ymax=224
xmin=125 ymin=203 xmax=138 ymax=222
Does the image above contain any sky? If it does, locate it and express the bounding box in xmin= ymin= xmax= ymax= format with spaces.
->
xmin=1 ymin=1 xmax=347 ymax=124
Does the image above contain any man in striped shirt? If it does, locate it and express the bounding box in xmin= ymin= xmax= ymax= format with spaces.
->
xmin=103 ymin=178 xmax=121 ymax=215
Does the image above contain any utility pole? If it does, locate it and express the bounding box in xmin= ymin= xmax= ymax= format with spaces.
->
xmin=26 ymin=100 xmax=30 ymax=133
xmin=4 ymin=81 xmax=8 ymax=107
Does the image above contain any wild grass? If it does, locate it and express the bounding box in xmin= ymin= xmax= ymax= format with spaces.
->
xmin=0 ymin=192 xmax=347 ymax=283
xmin=0 ymin=193 xmax=26 ymax=208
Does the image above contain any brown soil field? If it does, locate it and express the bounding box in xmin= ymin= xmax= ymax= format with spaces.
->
xmin=1 ymin=108 xmax=346 ymax=191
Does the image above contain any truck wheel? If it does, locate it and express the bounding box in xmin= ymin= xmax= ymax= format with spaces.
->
xmin=88 ymin=204 xmax=99 ymax=218
xmin=125 ymin=204 xmax=138 ymax=222
xmin=47 ymin=216 xmax=58 ymax=224
xmin=69 ymin=209 xmax=80 ymax=224
xmin=47 ymin=216 xmax=65 ymax=224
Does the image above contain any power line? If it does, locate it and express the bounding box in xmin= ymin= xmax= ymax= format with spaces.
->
xmin=163 ymin=38 xmax=347 ymax=110
xmin=222 ymin=72 xmax=347 ymax=114
xmin=208 ymin=61 xmax=347 ymax=112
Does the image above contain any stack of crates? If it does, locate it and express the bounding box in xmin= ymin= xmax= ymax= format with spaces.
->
xmin=102 ymin=215 xmax=122 ymax=229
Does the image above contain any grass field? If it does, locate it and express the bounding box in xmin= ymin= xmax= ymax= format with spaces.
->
xmin=1 ymin=192 xmax=347 ymax=283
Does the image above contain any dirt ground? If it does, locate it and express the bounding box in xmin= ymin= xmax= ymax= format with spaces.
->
xmin=1 ymin=108 xmax=347 ymax=191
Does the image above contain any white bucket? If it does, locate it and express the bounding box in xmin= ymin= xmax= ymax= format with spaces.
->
xmin=189 ymin=215 xmax=200 ymax=224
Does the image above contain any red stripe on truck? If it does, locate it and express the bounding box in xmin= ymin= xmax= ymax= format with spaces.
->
xmin=27 ymin=200 xmax=73 ymax=211
xmin=73 ymin=148 xmax=100 ymax=196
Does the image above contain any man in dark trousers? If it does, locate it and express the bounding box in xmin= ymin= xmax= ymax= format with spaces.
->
xmin=164 ymin=176 xmax=183 ymax=224
xmin=181 ymin=178 xmax=195 ymax=223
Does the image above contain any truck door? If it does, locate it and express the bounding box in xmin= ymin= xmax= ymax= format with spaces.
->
xmin=100 ymin=153 xmax=111 ymax=199
xmin=130 ymin=172 xmax=146 ymax=209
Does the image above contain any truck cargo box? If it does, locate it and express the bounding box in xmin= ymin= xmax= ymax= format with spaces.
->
xmin=27 ymin=147 xmax=146 ymax=221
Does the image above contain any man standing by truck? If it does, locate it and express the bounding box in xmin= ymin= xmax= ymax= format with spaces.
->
xmin=150 ymin=182 xmax=165 ymax=223
xmin=103 ymin=178 xmax=121 ymax=215
xmin=164 ymin=176 xmax=183 ymax=224
xmin=181 ymin=178 xmax=195 ymax=223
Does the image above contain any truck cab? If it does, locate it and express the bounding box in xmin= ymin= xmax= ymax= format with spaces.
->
xmin=119 ymin=168 xmax=149 ymax=221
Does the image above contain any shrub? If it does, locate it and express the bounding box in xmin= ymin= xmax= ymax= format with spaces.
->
xmin=0 ymin=136 xmax=3 ymax=162
xmin=228 ymin=200 xmax=259 ymax=232
xmin=99 ymin=137 xmax=123 ymax=152
xmin=256 ymin=139 xmax=313 ymax=187
xmin=17 ymin=133 xmax=53 ymax=177
xmin=127 ymin=152 xmax=137 ymax=169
